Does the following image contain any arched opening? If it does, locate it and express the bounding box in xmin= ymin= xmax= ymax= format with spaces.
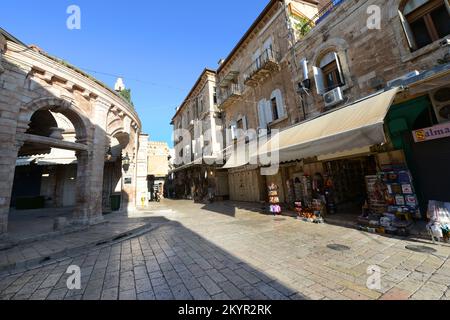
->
xmin=7 ymin=99 xmax=94 ymax=239
xmin=102 ymin=132 xmax=130 ymax=213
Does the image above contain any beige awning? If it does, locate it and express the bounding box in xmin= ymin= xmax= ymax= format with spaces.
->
xmin=254 ymin=88 xmax=400 ymax=164
xmin=223 ymin=140 xmax=259 ymax=169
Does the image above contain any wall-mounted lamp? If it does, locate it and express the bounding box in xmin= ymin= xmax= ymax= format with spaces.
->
xmin=122 ymin=152 xmax=131 ymax=172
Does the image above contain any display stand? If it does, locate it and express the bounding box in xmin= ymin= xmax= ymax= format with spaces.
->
xmin=268 ymin=183 xmax=281 ymax=215
xmin=361 ymin=167 xmax=419 ymax=236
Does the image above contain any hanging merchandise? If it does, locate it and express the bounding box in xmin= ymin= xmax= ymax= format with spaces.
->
xmin=362 ymin=167 xmax=420 ymax=237
xmin=324 ymin=175 xmax=337 ymax=215
xmin=301 ymin=175 xmax=313 ymax=207
xmin=268 ymin=183 xmax=282 ymax=215
xmin=427 ymin=200 xmax=450 ymax=243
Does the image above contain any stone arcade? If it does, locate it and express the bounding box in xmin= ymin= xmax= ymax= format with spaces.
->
xmin=0 ymin=29 xmax=148 ymax=237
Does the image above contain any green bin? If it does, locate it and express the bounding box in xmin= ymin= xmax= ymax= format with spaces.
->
xmin=110 ymin=195 xmax=121 ymax=212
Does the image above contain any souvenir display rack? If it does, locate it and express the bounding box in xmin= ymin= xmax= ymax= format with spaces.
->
xmin=360 ymin=167 xmax=419 ymax=236
xmin=268 ymin=183 xmax=281 ymax=215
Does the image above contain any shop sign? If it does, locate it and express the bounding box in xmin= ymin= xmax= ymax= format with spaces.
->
xmin=124 ymin=177 xmax=132 ymax=185
xmin=413 ymin=122 xmax=450 ymax=143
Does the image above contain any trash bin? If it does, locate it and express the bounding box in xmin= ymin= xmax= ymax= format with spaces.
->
xmin=110 ymin=195 xmax=121 ymax=212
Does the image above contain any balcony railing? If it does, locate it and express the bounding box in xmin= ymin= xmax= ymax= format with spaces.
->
xmin=244 ymin=47 xmax=280 ymax=87
xmin=218 ymin=83 xmax=242 ymax=108
xmin=296 ymin=0 xmax=346 ymax=38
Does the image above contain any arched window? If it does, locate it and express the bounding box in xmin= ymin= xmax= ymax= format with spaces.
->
xmin=399 ymin=0 xmax=450 ymax=50
xmin=313 ymin=51 xmax=345 ymax=95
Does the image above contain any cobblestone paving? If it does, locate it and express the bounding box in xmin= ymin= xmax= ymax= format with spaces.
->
xmin=1 ymin=200 xmax=449 ymax=300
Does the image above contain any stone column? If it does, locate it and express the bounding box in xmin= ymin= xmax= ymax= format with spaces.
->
xmin=0 ymin=140 xmax=22 ymax=237
xmin=136 ymin=134 xmax=149 ymax=209
xmin=73 ymin=99 xmax=109 ymax=225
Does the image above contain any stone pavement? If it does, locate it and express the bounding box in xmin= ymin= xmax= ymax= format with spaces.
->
xmin=0 ymin=208 xmax=169 ymax=273
xmin=0 ymin=199 xmax=449 ymax=300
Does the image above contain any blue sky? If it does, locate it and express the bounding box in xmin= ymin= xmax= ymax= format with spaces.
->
xmin=0 ymin=0 xmax=268 ymax=146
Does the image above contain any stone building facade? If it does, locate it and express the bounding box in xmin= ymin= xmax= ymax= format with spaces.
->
xmin=147 ymin=141 xmax=170 ymax=200
xmin=216 ymin=0 xmax=321 ymax=202
xmin=0 ymin=28 xmax=146 ymax=236
xmin=287 ymin=0 xmax=450 ymax=212
xmin=171 ymin=69 xmax=227 ymax=201
xmin=170 ymin=0 xmax=449 ymax=213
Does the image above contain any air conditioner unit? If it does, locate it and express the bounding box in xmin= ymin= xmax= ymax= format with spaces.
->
xmin=430 ymin=86 xmax=450 ymax=124
xmin=387 ymin=70 xmax=420 ymax=88
xmin=323 ymin=87 xmax=344 ymax=109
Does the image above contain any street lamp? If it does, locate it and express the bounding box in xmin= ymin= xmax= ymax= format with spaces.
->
xmin=122 ymin=152 xmax=131 ymax=172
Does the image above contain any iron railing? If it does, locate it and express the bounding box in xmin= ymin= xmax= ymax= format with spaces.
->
xmin=297 ymin=0 xmax=346 ymax=37
xmin=218 ymin=83 xmax=242 ymax=106
xmin=244 ymin=47 xmax=280 ymax=83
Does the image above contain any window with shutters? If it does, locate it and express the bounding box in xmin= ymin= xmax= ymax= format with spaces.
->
xmin=313 ymin=51 xmax=345 ymax=95
xmin=322 ymin=60 xmax=344 ymax=91
xmin=271 ymin=98 xmax=279 ymax=121
xmin=400 ymin=0 xmax=450 ymax=51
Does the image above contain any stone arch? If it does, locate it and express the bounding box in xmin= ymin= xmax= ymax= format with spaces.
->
xmin=311 ymin=37 xmax=354 ymax=91
xmin=17 ymin=97 xmax=90 ymax=142
xmin=311 ymin=37 xmax=349 ymax=67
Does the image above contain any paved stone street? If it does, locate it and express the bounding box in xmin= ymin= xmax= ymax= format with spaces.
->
xmin=1 ymin=200 xmax=449 ymax=301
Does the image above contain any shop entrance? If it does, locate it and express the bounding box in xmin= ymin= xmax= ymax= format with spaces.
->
xmin=409 ymin=135 xmax=450 ymax=207
xmin=323 ymin=156 xmax=378 ymax=215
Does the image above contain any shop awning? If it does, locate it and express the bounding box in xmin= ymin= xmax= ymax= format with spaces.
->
xmin=253 ymin=88 xmax=400 ymax=164
xmin=222 ymin=140 xmax=259 ymax=169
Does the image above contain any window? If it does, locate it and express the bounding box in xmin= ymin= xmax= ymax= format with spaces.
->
xmin=400 ymin=0 xmax=450 ymax=50
xmin=271 ymin=98 xmax=279 ymax=121
xmin=313 ymin=52 xmax=345 ymax=95
xmin=237 ymin=119 xmax=244 ymax=130
xmin=322 ymin=60 xmax=344 ymax=91
xmin=213 ymin=87 xmax=217 ymax=105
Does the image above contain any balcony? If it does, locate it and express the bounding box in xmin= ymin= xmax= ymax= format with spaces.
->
xmin=244 ymin=48 xmax=281 ymax=87
xmin=295 ymin=0 xmax=346 ymax=38
xmin=218 ymin=83 xmax=242 ymax=109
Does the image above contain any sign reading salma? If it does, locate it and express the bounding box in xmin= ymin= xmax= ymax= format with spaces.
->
xmin=413 ymin=123 xmax=450 ymax=143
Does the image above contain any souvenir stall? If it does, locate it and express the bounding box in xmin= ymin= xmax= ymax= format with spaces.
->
xmin=290 ymin=167 xmax=326 ymax=223
xmin=427 ymin=201 xmax=450 ymax=243
xmin=358 ymin=151 xmax=420 ymax=236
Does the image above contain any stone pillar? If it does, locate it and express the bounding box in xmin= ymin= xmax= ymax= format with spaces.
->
xmin=0 ymin=140 xmax=21 ymax=237
xmin=73 ymin=99 xmax=109 ymax=225
xmin=136 ymin=134 xmax=149 ymax=208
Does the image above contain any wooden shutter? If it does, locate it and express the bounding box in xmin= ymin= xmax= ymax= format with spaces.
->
xmin=272 ymin=89 xmax=285 ymax=118
xmin=313 ymin=66 xmax=326 ymax=95
xmin=242 ymin=116 xmax=248 ymax=131
xmin=398 ymin=10 xmax=417 ymax=50
xmin=258 ymin=100 xmax=267 ymax=129
xmin=265 ymin=100 xmax=274 ymax=124
xmin=230 ymin=121 xmax=237 ymax=140
xmin=334 ymin=52 xmax=345 ymax=85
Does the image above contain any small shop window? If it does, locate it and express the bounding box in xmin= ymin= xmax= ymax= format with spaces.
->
xmin=399 ymin=0 xmax=450 ymax=50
